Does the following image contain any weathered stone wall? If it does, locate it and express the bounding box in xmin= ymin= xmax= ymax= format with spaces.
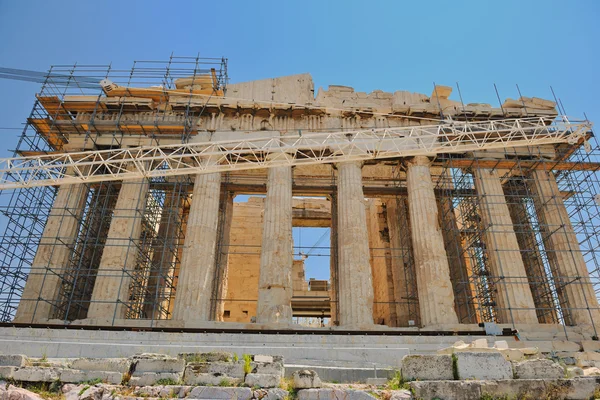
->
xmin=222 ymin=198 xmax=264 ymax=322
xmin=222 ymin=197 xmax=335 ymax=323
xmin=366 ymin=199 xmax=394 ymax=326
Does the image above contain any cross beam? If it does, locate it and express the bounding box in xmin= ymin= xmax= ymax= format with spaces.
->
xmin=0 ymin=116 xmax=591 ymax=190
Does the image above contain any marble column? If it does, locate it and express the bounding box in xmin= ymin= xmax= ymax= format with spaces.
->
xmin=529 ymin=169 xmax=600 ymax=327
xmin=256 ymin=166 xmax=293 ymax=324
xmin=214 ymin=191 xmax=234 ymax=321
xmin=406 ymin=156 xmax=458 ymax=326
xmin=14 ymin=182 xmax=88 ymax=323
xmin=336 ymin=161 xmax=374 ymax=328
xmin=171 ymin=170 xmax=222 ymax=322
xmin=87 ymin=176 xmax=149 ymax=321
xmin=473 ymin=168 xmax=538 ymax=324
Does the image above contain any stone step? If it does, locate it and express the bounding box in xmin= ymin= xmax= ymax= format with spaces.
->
xmin=285 ymin=364 xmax=396 ymax=383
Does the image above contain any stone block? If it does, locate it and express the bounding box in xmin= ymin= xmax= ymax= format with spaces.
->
xmin=0 ymin=366 xmax=17 ymax=379
xmin=365 ymin=377 xmax=387 ymax=386
xmin=183 ymin=361 xmax=245 ymax=384
xmin=254 ymin=355 xmax=274 ymax=363
xmin=292 ymin=370 xmax=322 ymax=389
xmin=455 ymin=352 xmax=512 ymax=380
xmin=513 ymin=359 xmax=564 ymax=379
xmin=251 ymin=361 xmax=284 ymax=376
xmin=410 ymin=381 xmax=481 ymax=400
xmin=245 ymin=373 xmax=280 ymax=388
xmin=493 ymin=340 xmax=509 ymax=349
xmin=297 ymin=389 xmax=376 ymax=400
xmin=12 ymin=367 xmax=63 ymax=382
xmin=561 ymin=377 xmax=600 ymax=399
xmin=581 ymin=340 xmax=600 ymax=352
xmin=60 ymin=369 xmax=122 ymax=384
xmin=498 ymin=348 xmax=525 ymax=362
xmin=552 ymin=340 xmax=582 ymax=352
xmin=401 ymin=354 xmax=453 ymax=381
xmin=253 ymin=388 xmax=289 ymax=400
xmin=187 ymin=386 xmax=252 ymax=400
xmin=566 ymin=366 xmax=584 ymax=377
xmin=470 ymin=338 xmax=488 ymax=348
xmin=177 ymin=352 xmax=232 ymax=363
xmin=70 ymin=358 xmax=130 ymax=373
xmin=131 ymin=354 xmax=185 ymax=374
xmin=158 ymin=385 xmax=189 ymax=398
xmin=520 ymin=347 xmax=539 ymax=355
xmin=575 ymin=351 xmax=600 ymax=367
xmin=583 ymin=367 xmax=600 ymax=376
xmin=480 ymin=379 xmax=546 ymax=399
xmin=0 ymin=355 xmax=28 ymax=367
xmin=183 ymin=371 xmax=242 ymax=386
xmin=128 ymin=372 xmax=182 ymax=386
xmin=389 ymin=390 xmax=412 ymax=400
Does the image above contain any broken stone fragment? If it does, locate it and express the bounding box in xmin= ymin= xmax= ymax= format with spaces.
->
xmin=297 ymin=388 xmax=376 ymax=400
xmin=3 ymin=385 xmax=44 ymax=400
xmin=292 ymin=369 xmax=322 ymax=389
xmin=0 ymin=354 xmax=28 ymax=367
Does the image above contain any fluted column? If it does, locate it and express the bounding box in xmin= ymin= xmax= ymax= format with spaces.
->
xmin=214 ymin=191 xmax=234 ymax=321
xmin=529 ymin=169 xmax=600 ymax=327
xmin=256 ymin=166 xmax=293 ymax=324
xmin=14 ymin=182 xmax=88 ymax=323
xmin=473 ymin=168 xmax=538 ymax=324
xmin=87 ymin=176 xmax=149 ymax=320
xmin=406 ymin=156 xmax=458 ymax=326
xmin=336 ymin=161 xmax=374 ymax=328
xmin=171 ymin=171 xmax=222 ymax=322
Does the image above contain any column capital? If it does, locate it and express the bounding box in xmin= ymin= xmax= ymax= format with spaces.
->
xmin=404 ymin=156 xmax=432 ymax=168
xmin=334 ymin=160 xmax=364 ymax=170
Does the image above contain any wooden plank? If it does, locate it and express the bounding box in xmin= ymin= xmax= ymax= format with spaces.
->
xmin=36 ymin=96 xmax=71 ymax=120
xmin=440 ymin=159 xmax=600 ymax=172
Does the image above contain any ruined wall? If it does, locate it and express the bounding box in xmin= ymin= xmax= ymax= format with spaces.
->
xmin=222 ymin=198 xmax=263 ymax=322
xmin=367 ymin=199 xmax=395 ymax=326
xmin=227 ymin=73 xmax=315 ymax=105
xmin=222 ymin=197 xmax=334 ymax=323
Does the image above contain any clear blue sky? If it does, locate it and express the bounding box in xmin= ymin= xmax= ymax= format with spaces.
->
xmin=0 ymin=0 xmax=598 ymax=280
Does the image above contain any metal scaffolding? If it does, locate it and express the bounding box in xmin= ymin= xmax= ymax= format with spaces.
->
xmin=0 ymin=57 xmax=599 ymax=336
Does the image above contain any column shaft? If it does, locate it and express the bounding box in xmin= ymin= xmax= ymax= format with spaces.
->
xmin=336 ymin=161 xmax=374 ymax=327
xmin=14 ymin=183 xmax=88 ymax=323
xmin=530 ymin=170 xmax=600 ymax=327
xmin=213 ymin=191 xmax=234 ymax=321
xmin=87 ymin=178 xmax=149 ymax=320
xmin=256 ymin=166 xmax=293 ymax=324
xmin=473 ymin=168 xmax=538 ymax=324
xmin=406 ymin=156 xmax=458 ymax=326
xmin=171 ymin=171 xmax=222 ymax=321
